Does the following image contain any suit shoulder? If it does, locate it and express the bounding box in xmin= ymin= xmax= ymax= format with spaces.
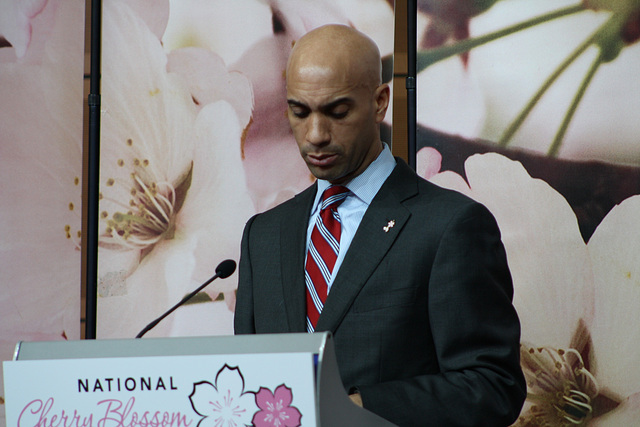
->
xmin=384 ymin=159 xmax=488 ymax=219
xmin=417 ymin=176 xmax=476 ymax=206
xmin=396 ymin=177 xmax=497 ymax=238
xmin=249 ymin=183 xmax=315 ymax=226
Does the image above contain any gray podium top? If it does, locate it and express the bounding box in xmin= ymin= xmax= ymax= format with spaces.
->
xmin=14 ymin=332 xmax=327 ymax=360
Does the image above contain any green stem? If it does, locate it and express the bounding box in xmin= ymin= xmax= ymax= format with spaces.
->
xmin=499 ymin=14 xmax=618 ymax=148
xmin=498 ymin=27 xmax=601 ymax=147
xmin=548 ymin=49 xmax=604 ymax=157
xmin=417 ymin=3 xmax=586 ymax=72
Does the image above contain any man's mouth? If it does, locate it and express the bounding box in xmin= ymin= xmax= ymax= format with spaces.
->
xmin=307 ymin=153 xmax=338 ymax=167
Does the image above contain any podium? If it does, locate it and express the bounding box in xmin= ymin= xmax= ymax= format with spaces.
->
xmin=3 ymin=332 xmax=395 ymax=426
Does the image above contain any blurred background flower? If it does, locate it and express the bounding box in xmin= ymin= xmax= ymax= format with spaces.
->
xmin=0 ymin=0 xmax=83 ymax=421
xmin=0 ymin=0 xmax=50 ymax=60
xmin=163 ymin=0 xmax=395 ymax=212
xmin=424 ymin=152 xmax=640 ymax=425
xmin=97 ymin=0 xmax=255 ymax=338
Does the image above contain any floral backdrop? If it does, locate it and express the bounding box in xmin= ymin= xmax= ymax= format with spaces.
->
xmin=415 ymin=0 xmax=640 ymax=425
xmin=0 ymin=0 xmax=84 ymax=424
xmin=3 ymin=0 xmax=637 ymax=425
xmin=96 ymin=0 xmax=396 ymax=338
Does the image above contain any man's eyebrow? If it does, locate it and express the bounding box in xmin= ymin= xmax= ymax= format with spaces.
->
xmin=321 ymin=97 xmax=353 ymax=111
xmin=287 ymin=99 xmax=308 ymax=108
xmin=286 ymin=97 xmax=354 ymax=110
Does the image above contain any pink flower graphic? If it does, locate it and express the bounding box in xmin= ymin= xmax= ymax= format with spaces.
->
xmin=252 ymin=385 xmax=301 ymax=427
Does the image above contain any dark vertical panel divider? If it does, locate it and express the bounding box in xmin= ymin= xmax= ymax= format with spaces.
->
xmin=85 ymin=0 xmax=102 ymax=340
xmin=406 ymin=0 xmax=417 ymax=170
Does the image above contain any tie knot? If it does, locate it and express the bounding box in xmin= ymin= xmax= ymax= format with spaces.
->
xmin=320 ymin=185 xmax=350 ymax=211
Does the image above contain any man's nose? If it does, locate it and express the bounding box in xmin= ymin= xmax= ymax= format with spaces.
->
xmin=306 ymin=114 xmax=330 ymax=145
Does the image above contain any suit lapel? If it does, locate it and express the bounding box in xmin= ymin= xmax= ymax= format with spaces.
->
xmin=315 ymin=160 xmax=419 ymax=332
xmin=280 ymin=184 xmax=317 ymax=332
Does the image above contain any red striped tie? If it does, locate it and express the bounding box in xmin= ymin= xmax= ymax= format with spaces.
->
xmin=305 ymin=185 xmax=350 ymax=332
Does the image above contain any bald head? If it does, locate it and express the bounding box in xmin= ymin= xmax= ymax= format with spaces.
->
xmin=286 ymin=24 xmax=383 ymax=90
xmin=284 ymin=24 xmax=390 ymax=184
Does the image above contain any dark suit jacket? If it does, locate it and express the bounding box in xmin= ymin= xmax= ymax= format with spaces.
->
xmin=234 ymin=159 xmax=526 ymax=426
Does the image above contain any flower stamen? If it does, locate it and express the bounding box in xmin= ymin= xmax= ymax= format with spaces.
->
xmin=64 ymin=175 xmax=82 ymax=251
xmin=516 ymin=343 xmax=598 ymax=426
xmin=101 ymin=170 xmax=182 ymax=250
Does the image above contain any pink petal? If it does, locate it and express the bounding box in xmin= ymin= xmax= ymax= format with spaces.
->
xmin=126 ymin=0 xmax=169 ymax=40
xmin=255 ymin=387 xmax=276 ymax=410
xmin=251 ymin=410 xmax=270 ymax=427
xmin=0 ymin=0 xmax=48 ymax=58
xmin=416 ymin=147 xmax=442 ymax=179
xmin=283 ymin=406 xmax=302 ymax=427
xmin=273 ymin=384 xmax=294 ymax=407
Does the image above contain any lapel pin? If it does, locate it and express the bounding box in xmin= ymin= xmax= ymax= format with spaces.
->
xmin=383 ymin=220 xmax=395 ymax=233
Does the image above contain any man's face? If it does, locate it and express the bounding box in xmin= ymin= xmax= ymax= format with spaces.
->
xmin=286 ymin=66 xmax=388 ymax=184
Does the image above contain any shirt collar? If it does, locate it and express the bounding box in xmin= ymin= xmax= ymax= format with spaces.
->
xmin=314 ymin=143 xmax=396 ymax=209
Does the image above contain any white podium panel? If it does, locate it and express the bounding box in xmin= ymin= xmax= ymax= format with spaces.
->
xmin=3 ymin=333 xmax=396 ymax=427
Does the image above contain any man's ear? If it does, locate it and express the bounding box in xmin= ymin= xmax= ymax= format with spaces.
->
xmin=374 ymin=83 xmax=390 ymax=123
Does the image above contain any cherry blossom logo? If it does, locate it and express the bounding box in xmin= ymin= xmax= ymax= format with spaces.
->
xmin=189 ymin=365 xmax=302 ymax=427
xmin=252 ymin=385 xmax=302 ymax=427
xmin=189 ymin=365 xmax=255 ymax=427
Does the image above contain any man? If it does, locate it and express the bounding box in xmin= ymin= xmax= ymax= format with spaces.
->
xmin=234 ymin=24 xmax=526 ymax=426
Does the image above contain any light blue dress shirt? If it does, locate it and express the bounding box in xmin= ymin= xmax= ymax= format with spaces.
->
xmin=306 ymin=143 xmax=396 ymax=292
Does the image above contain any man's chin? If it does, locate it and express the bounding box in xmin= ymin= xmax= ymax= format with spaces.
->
xmin=307 ymin=168 xmax=345 ymax=184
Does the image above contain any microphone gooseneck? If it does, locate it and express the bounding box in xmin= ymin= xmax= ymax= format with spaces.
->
xmin=135 ymin=259 xmax=237 ymax=338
